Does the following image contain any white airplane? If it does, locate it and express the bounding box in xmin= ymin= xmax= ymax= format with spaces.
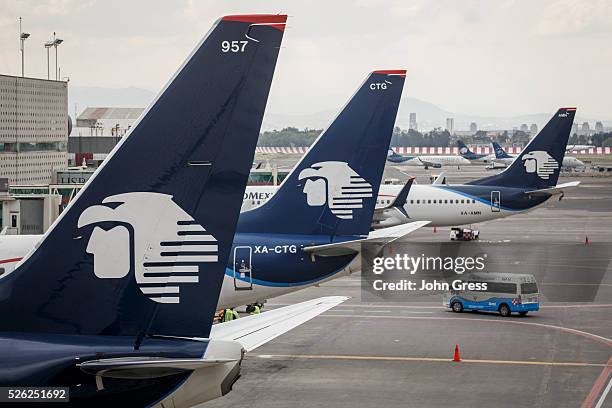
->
xmin=242 ymin=108 xmax=581 ymax=229
xmin=492 ymin=141 xmax=585 ymax=169
xmin=387 ymin=149 xmax=470 ymax=168
xmin=566 ymin=144 xmax=593 ymax=152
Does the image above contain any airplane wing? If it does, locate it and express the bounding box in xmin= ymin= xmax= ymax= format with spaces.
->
xmin=525 ymin=181 xmax=581 ymax=196
xmin=302 ymin=221 xmax=430 ymax=257
xmin=209 ymin=296 xmax=348 ymax=352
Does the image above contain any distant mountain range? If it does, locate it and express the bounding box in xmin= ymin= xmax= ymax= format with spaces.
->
xmin=68 ymin=85 xmax=611 ymax=132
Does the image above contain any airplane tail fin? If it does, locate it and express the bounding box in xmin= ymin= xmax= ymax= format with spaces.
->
xmin=470 ymin=108 xmax=576 ymax=189
xmin=239 ymin=70 xmax=406 ymax=237
xmin=492 ymin=141 xmax=512 ymax=159
xmin=457 ymin=140 xmax=473 ymax=156
xmin=0 ymin=14 xmax=286 ymax=339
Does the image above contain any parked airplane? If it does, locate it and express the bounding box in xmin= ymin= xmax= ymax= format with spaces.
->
xmin=387 ymin=149 xmax=470 ymax=167
xmin=242 ymin=108 xmax=580 ymax=228
xmin=457 ymin=140 xmax=490 ymax=162
xmin=566 ymin=144 xmax=593 ymax=152
xmin=492 ymin=141 xmax=585 ymax=169
xmin=220 ymin=69 xmax=428 ymax=308
xmin=0 ymin=14 xmax=346 ymax=407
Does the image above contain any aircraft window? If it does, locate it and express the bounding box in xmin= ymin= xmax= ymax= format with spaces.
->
xmin=456 ymin=200 xmax=460 ymax=204
xmin=433 ymin=200 xmax=436 ymax=204
xmin=387 ymin=200 xmax=391 ymax=204
xmin=257 ymin=201 xmax=260 ymax=204
xmin=410 ymin=200 xmax=414 ymax=204
xmin=416 ymin=200 xmax=420 ymax=204
xmin=472 ymin=199 xmax=476 ymax=204
xmin=444 ymin=200 xmax=448 ymax=204
xmin=0 ymin=267 xmax=4 ymax=276
xmin=428 ymin=200 xmax=431 ymax=204
xmin=461 ymin=199 xmax=465 ymax=204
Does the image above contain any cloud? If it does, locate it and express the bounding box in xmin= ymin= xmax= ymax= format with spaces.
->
xmin=534 ymin=0 xmax=612 ymax=37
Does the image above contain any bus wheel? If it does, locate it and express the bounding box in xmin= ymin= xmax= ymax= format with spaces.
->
xmin=499 ymin=304 xmax=511 ymax=317
xmin=518 ymin=311 xmax=528 ymax=317
xmin=451 ymin=301 xmax=463 ymax=313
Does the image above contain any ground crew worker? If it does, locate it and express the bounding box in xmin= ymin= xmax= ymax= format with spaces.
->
xmin=249 ymin=304 xmax=261 ymax=315
xmin=222 ymin=308 xmax=235 ymax=322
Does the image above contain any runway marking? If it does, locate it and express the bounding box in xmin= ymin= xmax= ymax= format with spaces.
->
xmin=399 ymin=311 xmax=433 ymax=314
xmin=596 ymin=377 xmax=612 ymax=408
xmin=253 ymin=353 xmax=611 ymax=368
xmin=267 ymin=303 xmax=612 ymax=309
xmin=319 ymin=315 xmax=612 ymax=346
xmin=582 ymin=355 xmax=612 ymax=408
xmin=541 ymin=283 xmax=612 ymax=287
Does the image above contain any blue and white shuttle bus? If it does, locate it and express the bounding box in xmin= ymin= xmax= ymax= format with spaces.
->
xmin=443 ymin=272 xmax=540 ymax=317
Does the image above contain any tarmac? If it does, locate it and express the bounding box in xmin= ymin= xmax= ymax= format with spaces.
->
xmin=203 ymin=162 xmax=612 ymax=408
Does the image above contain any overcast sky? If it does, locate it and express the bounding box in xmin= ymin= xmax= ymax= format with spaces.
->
xmin=1 ymin=0 xmax=610 ymax=118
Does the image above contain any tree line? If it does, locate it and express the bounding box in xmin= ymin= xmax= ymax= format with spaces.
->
xmin=257 ymin=126 xmax=452 ymax=147
xmin=257 ymin=127 xmax=612 ymax=148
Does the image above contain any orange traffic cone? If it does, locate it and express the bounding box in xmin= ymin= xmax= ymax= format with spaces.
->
xmin=453 ymin=344 xmax=461 ymax=362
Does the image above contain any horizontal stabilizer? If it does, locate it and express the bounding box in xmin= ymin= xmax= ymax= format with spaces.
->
xmin=525 ymin=181 xmax=581 ymax=196
xmin=375 ymin=178 xmax=414 ymax=219
xmin=303 ymin=221 xmax=430 ymax=257
xmin=209 ymin=296 xmax=348 ymax=352
xmin=431 ymin=172 xmax=446 ymax=185
xmin=78 ymin=356 xmax=236 ymax=379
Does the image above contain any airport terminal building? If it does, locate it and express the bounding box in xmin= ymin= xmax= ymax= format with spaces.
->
xmin=0 ymin=74 xmax=68 ymax=184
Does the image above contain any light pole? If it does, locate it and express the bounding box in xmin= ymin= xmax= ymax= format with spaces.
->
xmin=44 ymin=40 xmax=53 ymax=80
xmin=51 ymin=32 xmax=63 ymax=81
xmin=19 ymin=17 xmax=30 ymax=77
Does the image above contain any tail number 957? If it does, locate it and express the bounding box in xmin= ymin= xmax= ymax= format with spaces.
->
xmin=221 ymin=40 xmax=248 ymax=53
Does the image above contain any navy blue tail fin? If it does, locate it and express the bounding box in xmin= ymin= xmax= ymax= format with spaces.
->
xmin=457 ymin=140 xmax=473 ymax=155
xmin=239 ymin=70 xmax=406 ymax=237
xmin=470 ymin=108 xmax=576 ymax=189
xmin=0 ymin=14 xmax=286 ymax=338
xmin=492 ymin=141 xmax=512 ymax=159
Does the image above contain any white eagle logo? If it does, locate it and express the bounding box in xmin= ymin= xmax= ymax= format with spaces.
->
xmin=78 ymin=192 xmax=217 ymax=304
xmin=521 ymin=151 xmax=559 ymax=180
xmin=298 ymin=161 xmax=372 ymax=220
